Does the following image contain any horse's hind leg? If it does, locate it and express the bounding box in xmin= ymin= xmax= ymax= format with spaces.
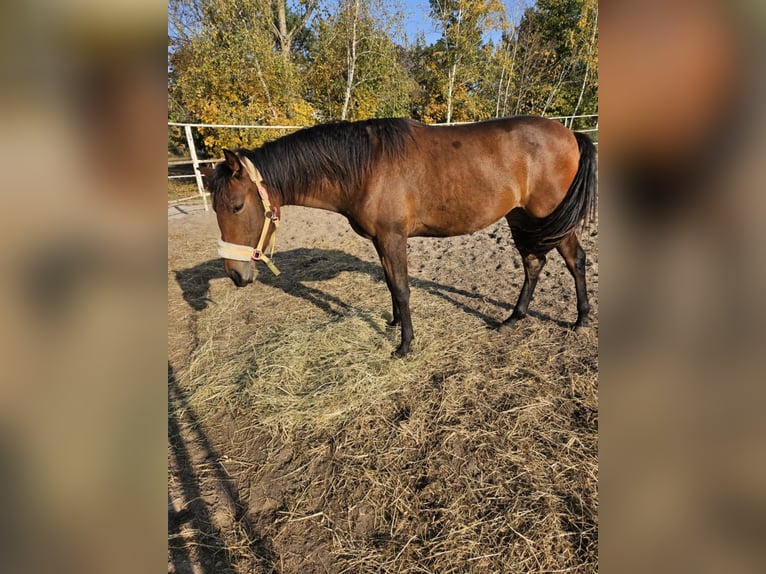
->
xmin=556 ymin=231 xmax=591 ymax=330
xmin=500 ymin=250 xmax=548 ymax=331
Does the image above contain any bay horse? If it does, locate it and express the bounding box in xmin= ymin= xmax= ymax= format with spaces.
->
xmin=204 ymin=116 xmax=597 ymax=357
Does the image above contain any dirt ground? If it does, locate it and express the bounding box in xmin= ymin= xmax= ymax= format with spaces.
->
xmin=168 ymin=200 xmax=598 ymax=573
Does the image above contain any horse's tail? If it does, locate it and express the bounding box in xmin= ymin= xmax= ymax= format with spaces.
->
xmin=510 ymin=131 xmax=598 ymax=253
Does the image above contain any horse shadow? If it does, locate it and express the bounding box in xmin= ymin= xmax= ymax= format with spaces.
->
xmin=173 ymin=247 xmax=569 ymax=330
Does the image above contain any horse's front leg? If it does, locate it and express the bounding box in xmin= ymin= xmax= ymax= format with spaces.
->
xmin=373 ymin=234 xmax=413 ymax=357
xmin=372 ymin=240 xmax=401 ymax=329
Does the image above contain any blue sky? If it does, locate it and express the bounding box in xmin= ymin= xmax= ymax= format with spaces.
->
xmin=397 ymin=0 xmax=440 ymax=43
xmin=396 ymin=0 xmax=535 ymax=45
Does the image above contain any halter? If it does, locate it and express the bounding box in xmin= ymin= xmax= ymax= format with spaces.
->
xmin=216 ymin=156 xmax=281 ymax=276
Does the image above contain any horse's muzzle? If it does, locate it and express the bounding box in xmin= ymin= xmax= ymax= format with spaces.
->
xmin=224 ymin=261 xmax=254 ymax=287
xmin=227 ymin=268 xmax=249 ymax=287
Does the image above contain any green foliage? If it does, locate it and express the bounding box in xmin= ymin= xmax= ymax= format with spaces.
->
xmin=169 ymin=0 xmax=316 ymax=153
xmin=168 ymin=0 xmax=597 ymax=155
xmin=306 ymin=0 xmax=415 ymax=121
xmin=416 ymin=0 xmax=504 ymax=123
xmin=504 ymin=0 xmax=598 ymax=118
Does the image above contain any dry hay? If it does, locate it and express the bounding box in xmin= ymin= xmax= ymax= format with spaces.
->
xmin=168 ymin=205 xmax=598 ymax=573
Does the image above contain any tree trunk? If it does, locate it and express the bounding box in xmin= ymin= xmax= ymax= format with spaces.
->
xmin=253 ymin=58 xmax=278 ymax=119
xmin=499 ymin=39 xmax=518 ymax=117
xmin=495 ymin=65 xmax=505 ymax=117
xmin=274 ymin=0 xmax=316 ymax=63
xmin=542 ymin=62 xmax=570 ymax=116
xmin=446 ymin=63 xmax=457 ymax=123
xmin=341 ymin=0 xmax=360 ymax=120
xmin=277 ymin=0 xmax=291 ymax=62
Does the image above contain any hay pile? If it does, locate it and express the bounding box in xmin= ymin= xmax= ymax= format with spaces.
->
xmin=168 ymin=206 xmax=598 ymax=573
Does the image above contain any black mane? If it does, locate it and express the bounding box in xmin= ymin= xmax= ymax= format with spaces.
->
xmin=208 ymin=118 xmax=416 ymax=208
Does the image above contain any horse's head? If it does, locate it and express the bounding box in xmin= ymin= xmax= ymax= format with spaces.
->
xmin=204 ymin=149 xmax=277 ymax=286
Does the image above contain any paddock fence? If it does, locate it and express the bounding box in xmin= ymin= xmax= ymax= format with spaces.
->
xmin=168 ymin=115 xmax=598 ymax=211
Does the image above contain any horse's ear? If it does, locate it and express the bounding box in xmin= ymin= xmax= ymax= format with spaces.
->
xmin=223 ymin=149 xmax=241 ymax=175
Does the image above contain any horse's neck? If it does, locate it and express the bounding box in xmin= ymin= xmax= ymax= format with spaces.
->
xmin=280 ymin=182 xmax=345 ymax=213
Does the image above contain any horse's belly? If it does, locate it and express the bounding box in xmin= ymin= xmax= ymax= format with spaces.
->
xmin=410 ymin=202 xmax=512 ymax=237
xmin=405 ymin=169 xmax=520 ymax=237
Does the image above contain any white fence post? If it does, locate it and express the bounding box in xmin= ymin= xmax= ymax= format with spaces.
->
xmin=184 ymin=124 xmax=209 ymax=212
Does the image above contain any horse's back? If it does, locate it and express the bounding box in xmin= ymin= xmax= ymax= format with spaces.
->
xmin=370 ymin=116 xmax=580 ymax=237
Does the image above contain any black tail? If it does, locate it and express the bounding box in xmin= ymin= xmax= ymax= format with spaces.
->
xmin=509 ymin=131 xmax=598 ymax=253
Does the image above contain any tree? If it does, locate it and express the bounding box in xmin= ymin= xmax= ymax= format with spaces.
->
xmin=271 ymin=0 xmax=318 ymax=63
xmin=506 ymin=0 xmax=598 ymax=121
xmin=568 ymin=0 xmax=598 ymax=126
xmin=426 ymin=0 xmax=503 ymax=123
xmin=168 ymin=0 xmax=316 ymax=152
xmin=307 ymin=0 xmax=414 ymax=121
xmin=167 ymin=0 xmax=598 ymax=152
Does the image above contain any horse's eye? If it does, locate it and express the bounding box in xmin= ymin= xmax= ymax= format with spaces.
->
xmin=233 ymin=203 xmax=244 ymax=214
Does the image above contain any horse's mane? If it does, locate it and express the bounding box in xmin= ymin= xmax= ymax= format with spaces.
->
xmin=207 ymin=118 xmax=415 ymax=209
xmin=245 ymin=118 xmax=416 ymax=204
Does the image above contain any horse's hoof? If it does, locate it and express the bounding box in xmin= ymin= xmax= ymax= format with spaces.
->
xmin=385 ymin=321 xmax=400 ymax=331
xmin=391 ymin=346 xmax=410 ymax=358
xmin=498 ymin=319 xmax=518 ymax=333
xmin=574 ymin=324 xmax=590 ymax=335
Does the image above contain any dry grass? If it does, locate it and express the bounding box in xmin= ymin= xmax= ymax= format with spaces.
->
xmin=168 ymin=206 xmax=598 ymax=574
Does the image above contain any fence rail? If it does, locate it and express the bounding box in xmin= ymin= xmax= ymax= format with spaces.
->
xmin=168 ymin=114 xmax=598 ymax=210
